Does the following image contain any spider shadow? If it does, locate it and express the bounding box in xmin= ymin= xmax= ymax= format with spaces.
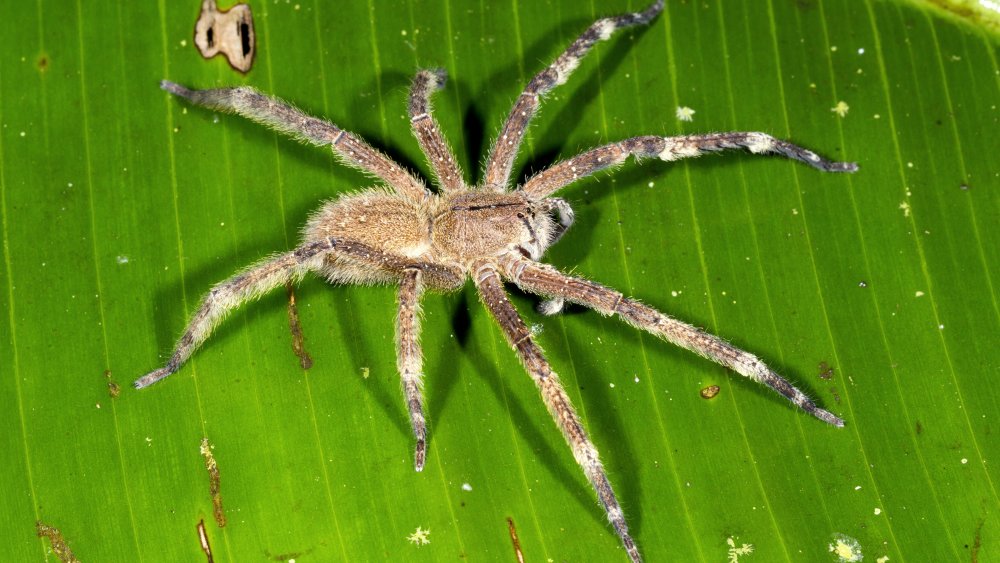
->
xmin=421 ymin=289 xmax=474 ymax=428
xmin=505 ymin=286 xmax=645 ymax=530
xmin=422 ymin=288 xmax=471 ymax=444
xmin=428 ymin=288 xmax=611 ymax=527
xmin=321 ymin=283 xmax=412 ymax=439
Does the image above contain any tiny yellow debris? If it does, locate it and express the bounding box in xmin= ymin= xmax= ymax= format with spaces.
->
xmin=831 ymin=101 xmax=850 ymax=118
xmin=829 ymin=534 xmax=863 ymax=562
xmin=407 ymin=526 xmax=431 ymax=546
xmin=675 ymin=106 xmax=696 ymax=122
xmin=726 ymin=537 xmax=754 ymax=563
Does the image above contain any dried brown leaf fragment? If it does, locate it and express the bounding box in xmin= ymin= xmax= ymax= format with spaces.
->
xmin=194 ymin=0 xmax=255 ymax=73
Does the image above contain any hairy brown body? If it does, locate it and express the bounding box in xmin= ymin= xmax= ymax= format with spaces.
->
xmin=304 ymin=189 xmax=556 ymax=289
xmin=139 ymin=2 xmax=856 ymax=560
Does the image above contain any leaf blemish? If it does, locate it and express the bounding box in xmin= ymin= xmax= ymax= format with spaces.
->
xmin=197 ymin=519 xmax=214 ymax=563
xmin=36 ymin=521 xmax=80 ymax=563
xmin=726 ymin=536 xmax=754 ymax=563
xmin=105 ymin=369 xmax=121 ymax=398
xmin=818 ymin=361 xmax=834 ymax=381
xmin=286 ymin=282 xmax=313 ymax=370
xmin=829 ymin=533 xmax=863 ymax=562
xmin=194 ymin=0 xmax=255 ymax=73
xmin=507 ymin=517 xmax=525 ymax=563
xmin=200 ymin=437 xmax=227 ymax=527
xmin=407 ymin=526 xmax=430 ymax=546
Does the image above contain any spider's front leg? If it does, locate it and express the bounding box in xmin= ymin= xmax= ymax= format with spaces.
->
xmin=483 ymin=1 xmax=664 ymax=191
xmin=409 ymin=69 xmax=467 ymax=193
xmin=397 ymin=269 xmax=429 ymax=471
xmin=523 ymin=132 xmax=857 ymax=198
xmin=473 ymin=261 xmax=643 ymax=563
xmin=499 ymin=254 xmax=844 ymax=427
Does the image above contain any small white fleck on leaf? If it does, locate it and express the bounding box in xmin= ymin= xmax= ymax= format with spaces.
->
xmin=675 ymin=106 xmax=696 ymax=121
xmin=726 ymin=536 xmax=754 ymax=563
xmin=407 ymin=527 xmax=431 ymax=546
xmin=829 ymin=533 xmax=863 ymax=562
xmin=832 ymin=101 xmax=850 ymax=118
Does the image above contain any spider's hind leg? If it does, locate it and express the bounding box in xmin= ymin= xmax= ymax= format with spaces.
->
xmin=397 ymin=269 xmax=429 ymax=471
xmin=500 ymin=254 xmax=845 ymax=427
xmin=474 ymin=262 xmax=643 ymax=563
xmin=160 ymin=81 xmax=429 ymax=202
xmin=134 ymin=242 xmax=330 ymax=389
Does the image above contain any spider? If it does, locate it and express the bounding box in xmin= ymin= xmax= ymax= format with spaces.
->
xmin=137 ymin=2 xmax=855 ymax=560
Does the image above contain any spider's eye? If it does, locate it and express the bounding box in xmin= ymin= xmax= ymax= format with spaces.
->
xmin=516 ymin=212 xmax=525 ymax=219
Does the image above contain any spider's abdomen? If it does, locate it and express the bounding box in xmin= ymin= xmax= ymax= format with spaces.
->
xmin=304 ymin=189 xmax=430 ymax=253
xmin=303 ymin=189 xmax=435 ymax=284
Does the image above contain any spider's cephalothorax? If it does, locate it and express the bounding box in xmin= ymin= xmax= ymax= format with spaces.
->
xmin=301 ymin=187 xmax=564 ymax=287
xmin=138 ymin=2 xmax=856 ymax=561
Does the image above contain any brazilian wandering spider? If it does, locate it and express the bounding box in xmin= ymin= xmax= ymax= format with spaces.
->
xmin=137 ymin=1 xmax=855 ymax=560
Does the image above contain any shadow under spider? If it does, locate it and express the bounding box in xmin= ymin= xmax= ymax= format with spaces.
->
xmin=326 ymin=285 xmax=411 ymax=439
xmin=543 ymin=315 xmax=645 ymax=533
xmin=433 ymin=289 xmax=624 ymax=529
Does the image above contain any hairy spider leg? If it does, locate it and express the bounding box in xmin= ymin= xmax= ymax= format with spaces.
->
xmin=482 ymin=0 xmax=665 ymax=191
xmin=135 ymin=239 xmax=461 ymax=389
xmin=409 ymin=69 xmax=467 ymax=193
xmin=397 ymin=269 xmax=429 ymax=471
xmin=474 ymin=262 xmax=643 ymax=563
xmin=134 ymin=242 xmax=328 ymax=389
xmin=160 ymin=80 xmax=429 ymax=202
xmin=523 ymin=132 xmax=858 ymax=198
xmin=499 ymin=254 xmax=845 ymax=427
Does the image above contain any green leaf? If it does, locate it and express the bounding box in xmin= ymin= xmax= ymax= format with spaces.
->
xmin=2 ymin=1 xmax=997 ymax=561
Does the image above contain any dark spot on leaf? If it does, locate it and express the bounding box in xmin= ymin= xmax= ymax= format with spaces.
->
xmin=818 ymin=361 xmax=834 ymax=380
